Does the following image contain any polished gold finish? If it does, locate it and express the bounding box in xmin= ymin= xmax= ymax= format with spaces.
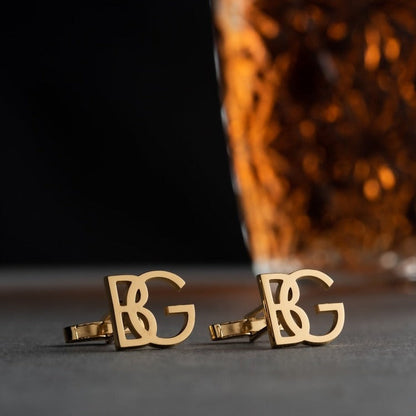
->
xmin=209 ymin=317 xmax=266 ymax=341
xmin=258 ymin=269 xmax=345 ymax=347
xmin=208 ymin=305 xmax=280 ymax=342
xmin=64 ymin=315 xmax=113 ymax=343
xmin=105 ymin=271 xmax=196 ymax=350
xmin=64 ymin=271 xmax=195 ymax=350
xmin=64 ymin=314 xmax=134 ymax=344
xmin=209 ymin=269 xmax=345 ymax=348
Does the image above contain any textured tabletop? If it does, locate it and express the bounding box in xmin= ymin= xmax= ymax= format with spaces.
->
xmin=0 ymin=265 xmax=415 ymax=415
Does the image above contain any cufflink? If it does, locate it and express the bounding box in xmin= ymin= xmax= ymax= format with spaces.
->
xmin=64 ymin=270 xmax=196 ymax=350
xmin=209 ymin=269 xmax=345 ymax=347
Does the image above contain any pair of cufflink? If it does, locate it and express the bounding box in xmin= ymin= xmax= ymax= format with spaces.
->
xmin=64 ymin=269 xmax=345 ymax=350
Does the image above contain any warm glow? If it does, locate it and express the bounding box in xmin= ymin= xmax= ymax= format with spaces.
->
xmin=327 ymin=22 xmax=347 ymax=41
xmin=378 ymin=165 xmax=396 ymax=190
xmin=365 ymin=44 xmax=380 ymax=71
xmin=215 ymin=0 xmax=416 ymax=268
xmin=324 ymin=104 xmax=341 ymax=122
xmin=384 ymin=38 xmax=400 ymax=61
xmin=364 ymin=179 xmax=380 ymax=201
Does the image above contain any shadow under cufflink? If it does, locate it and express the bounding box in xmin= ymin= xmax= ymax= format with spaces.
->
xmin=209 ymin=269 xmax=345 ymax=348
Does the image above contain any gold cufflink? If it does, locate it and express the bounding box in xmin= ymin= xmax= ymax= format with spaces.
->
xmin=209 ymin=269 xmax=345 ymax=348
xmin=64 ymin=314 xmax=114 ymax=343
xmin=64 ymin=270 xmax=196 ymax=350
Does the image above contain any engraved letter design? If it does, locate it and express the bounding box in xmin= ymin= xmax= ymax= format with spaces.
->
xmin=258 ymin=269 xmax=345 ymax=347
xmin=105 ymin=271 xmax=195 ymax=349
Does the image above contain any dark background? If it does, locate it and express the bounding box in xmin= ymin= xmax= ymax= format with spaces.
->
xmin=0 ymin=1 xmax=249 ymax=264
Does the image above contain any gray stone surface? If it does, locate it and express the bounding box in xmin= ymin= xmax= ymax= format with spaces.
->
xmin=0 ymin=266 xmax=415 ymax=415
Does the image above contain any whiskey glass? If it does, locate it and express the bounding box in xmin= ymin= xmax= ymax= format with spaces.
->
xmin=213 ymin=0 xmax=416 ymax=282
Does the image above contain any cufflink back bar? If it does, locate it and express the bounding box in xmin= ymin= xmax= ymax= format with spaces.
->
xmin=209 ymin=317 xmax=267 ymax=341
xmin=64 ymin=315 xmax=113 ymax=343
xmin=209 ymin=305 xmax=268 ymax=341
xmin=209 ymin=269 xmax=345 ymax=348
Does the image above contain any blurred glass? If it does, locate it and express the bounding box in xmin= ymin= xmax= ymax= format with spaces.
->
xmin=213 ymin=0 xmax=416 ymax=280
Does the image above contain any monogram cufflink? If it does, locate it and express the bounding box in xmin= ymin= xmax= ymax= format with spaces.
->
xmin=209 ymin=269 xmax=345 ymax=347
xmin=64 ymin=270 xmax=196 ymax=350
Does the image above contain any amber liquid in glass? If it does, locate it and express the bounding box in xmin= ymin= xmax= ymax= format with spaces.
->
xmin=214 ymin=0 xmax=416 ymax=277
